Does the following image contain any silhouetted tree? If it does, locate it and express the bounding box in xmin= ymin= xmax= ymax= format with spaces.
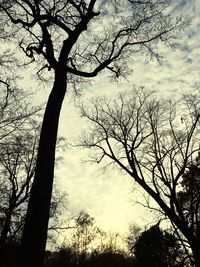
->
xmin=126 ymin=224 xmax=141 ymax=255
xmin=0 ymin=132 xmax=67 ymax=248
xmin=178 ymin=156 xmax=200 ymax=234
xmin=88 ymin=251 xmax=133 ymax=267
xmin=0 ymin=122 xmax=39 ymax=247
xmin=0 ymin=122 xmax=66 ymax=267
xmin=78 ymin=88 xmax=200 ymax=266
xmin=133 ymin=223 xmax=183 ymax=267
xmin=44 ymin=246 xmax=134 ymax=267
xmin=0 ymin=1 xmax=187 ymax=266
xmin=44 ymin=248 xmax=78 ymax=267
xmin=0 ymin=24 xmax=18 ymax=103
xmin=74 ymin=211 xmax=95 ymax=253
xmin=0 ymin=67 xmax=42 ymax=246
xmin=0 ymin=17 xmax=35 ymax=137
xmin=61 ymin=210 xmax=102 ymax=255
xmin=0 ymin=85 xmax=39 ymax=142
xmin=175 ymin=154 xmax=200 ymax=265
xmin=47 ymin=188 xmax=80 ymax=251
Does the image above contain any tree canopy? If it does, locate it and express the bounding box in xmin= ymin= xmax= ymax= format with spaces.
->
xmin=78 ymin=87 xmax=200 ymax=266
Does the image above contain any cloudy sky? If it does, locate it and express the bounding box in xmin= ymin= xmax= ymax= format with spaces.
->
xmin=50 ymin=0 xmax=200 ymax=236
xmin=14 ymin=0 xmax=195 ymax=239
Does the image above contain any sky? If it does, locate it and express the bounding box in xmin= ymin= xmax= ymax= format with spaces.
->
xmin=11 ymin=0 xmax=200 ymax=237
xmin=44 ymin=0 xmax=200 ymax=236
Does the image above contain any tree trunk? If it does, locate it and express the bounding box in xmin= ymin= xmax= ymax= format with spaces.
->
xmin=17 ymin=67 xmax=67 ymax=267
xmin=134 ymin=175 xmax=200 ymax=267
xmin=191 ymin=243 xmax=200 ymax=267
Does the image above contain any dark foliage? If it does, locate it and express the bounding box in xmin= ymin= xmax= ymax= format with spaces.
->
xmin=87 ymin=251 xmax=134 ymax=267
xmin=1 ymin=244 xmax=134 ymax=267
xmin=177 ymin=155 xmax=200 ymax=240
xmin=0 ymin=240 xmax=20 ymax=267
xmin=134 ymin=224 xmax=183 ymax=267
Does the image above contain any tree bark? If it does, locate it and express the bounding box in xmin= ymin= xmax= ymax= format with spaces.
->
xmin=17 ymin=67 xmax=67 ymax=267
xmin=190 ymin=242 xmax=200 ymax=267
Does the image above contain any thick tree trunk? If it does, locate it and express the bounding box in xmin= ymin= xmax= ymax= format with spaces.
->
xmin=191 ymin=243 xmax=200 ymax=267
xmin=17 ymin=67 xmax=67 ymax=267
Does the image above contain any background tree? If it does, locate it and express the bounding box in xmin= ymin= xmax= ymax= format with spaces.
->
xmin=44 ymin=212 xmax=134 ymax=267
xmin=0 ymin=127 xmax=67 ymax=246
xmin=72 ymin=210 xmax=95 ymax=254
xmin=87 ymin=250 xmax=133 ymax=267
xmin=44 ymin=246 xmax=134 ymax=267
xmin=133 ymin=223 xmax=184 ymax=267
xmin=0 ymin=12 xmax=32 ymax=138
xmin=78 ymin=88 xmax=200 ymax=266
xmin=177 ymin=155 xmax=200 ymax=239
xmin=175 ymin=153 xmax=200 ymax=265
xmin=0 ymin=1 xmax=187 ymax=266
xmin=0 ymin=89 xmax=41 ymax=267
xmin=0 ymin=85 xmax=39 ymax=142
xmin=60 ymin=210 xmax=104 ymax=257
xmin=0 ymin=57 xmax=42 ymax=247
xmin=126 ymin=224 xmax=141 ymax=256
xmin=0 ymin=121 xmax=39 ymax=247
xmin=0 ymin=131 xmax=68 ymax=267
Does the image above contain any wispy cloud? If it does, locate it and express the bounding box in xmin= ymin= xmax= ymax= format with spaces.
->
xmin=57 ymin=0 xmax=200 ymax=234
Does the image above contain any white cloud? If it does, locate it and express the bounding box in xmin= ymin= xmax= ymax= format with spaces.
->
xmin=55 ymin=0 xmax=200 ymax=234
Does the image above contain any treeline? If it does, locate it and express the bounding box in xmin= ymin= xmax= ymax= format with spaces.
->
xmin=1 ymin=221 xmax=186 ymax=267
xmin=44 ymin=222 xmax=186 ymax=267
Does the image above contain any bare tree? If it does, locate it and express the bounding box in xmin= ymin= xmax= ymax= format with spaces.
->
xmin=73 ymin=210 xmax=96 ymax=254
xmin=0 ymin=45 xmax=40 ymax=141
xmin=0 ymin=1 xmax=187 ymax=266
xmin=58 ymin=210 xmax=109 ymax=255
xmin=0 ymin=123 xmax=68 ymax=267
xmin=78 ymin=88 xmax=200 ymax=266
xmin=0 ymin=88 xmax=39 ymax=142
xmin=0 ymin=121 xmax=40 ymax=247
xmin=0 ymin=127 xmax=67 ymax=247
